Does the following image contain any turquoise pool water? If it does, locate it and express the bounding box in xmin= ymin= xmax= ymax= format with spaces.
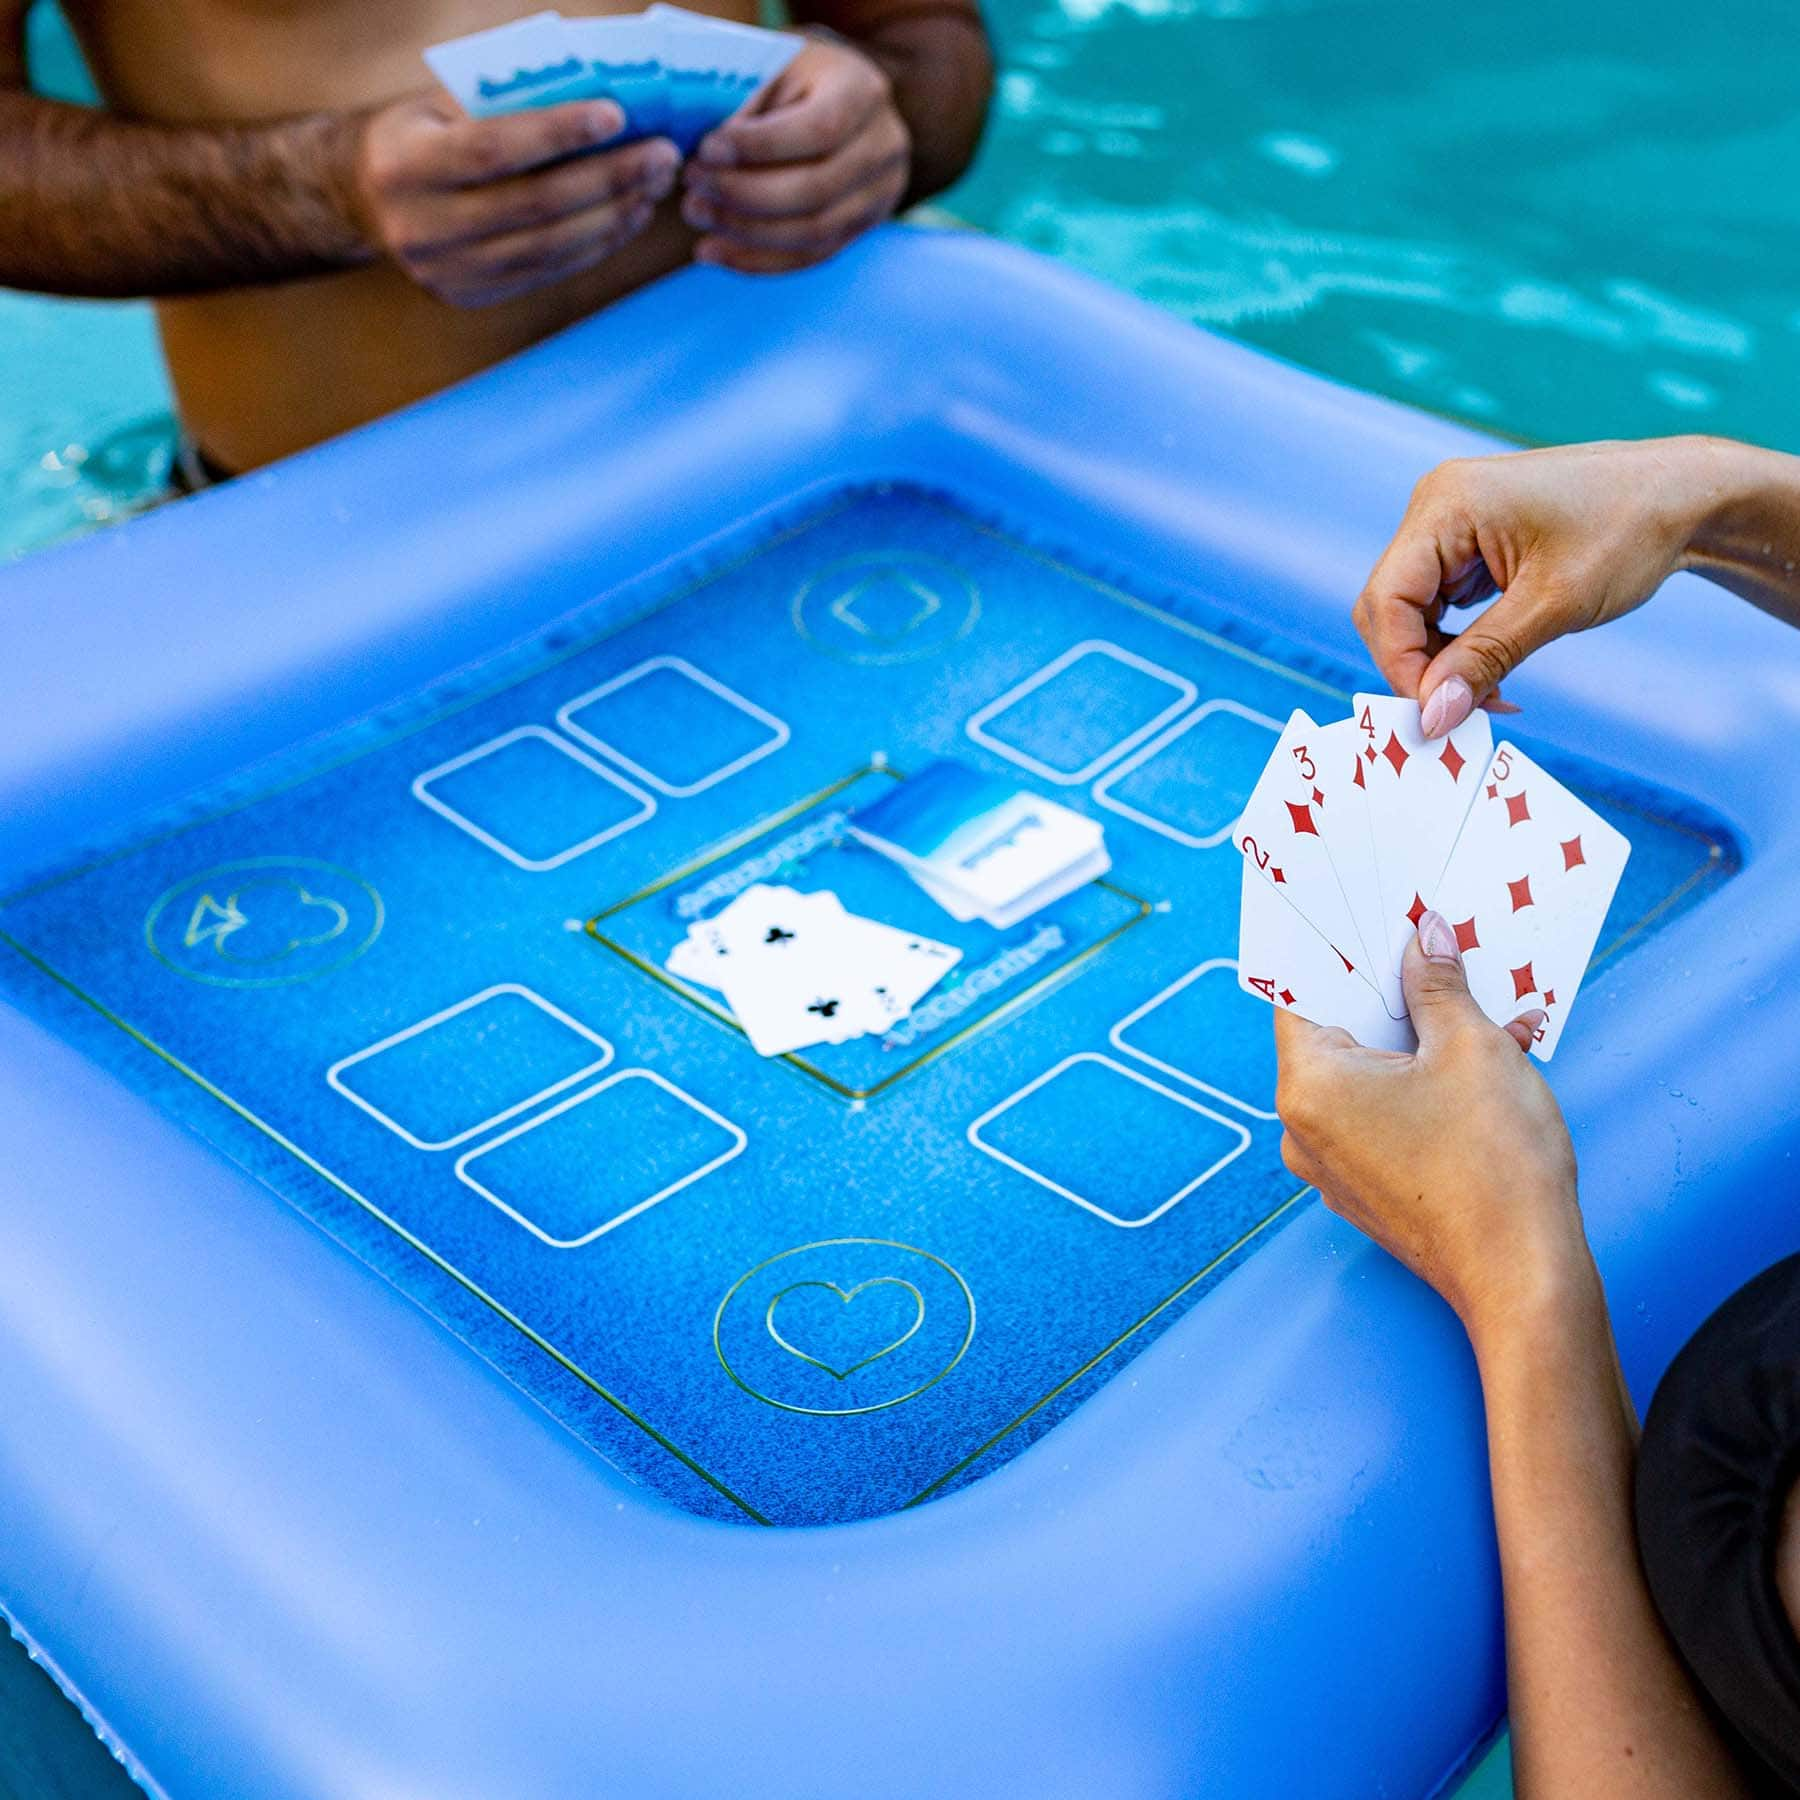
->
xmin=3 ymin=0 xmax=1797 ymax=560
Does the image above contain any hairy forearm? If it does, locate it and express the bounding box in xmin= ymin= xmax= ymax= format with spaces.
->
xmin=1473 ymin=1272 xmax=1749 ymax=1799
xmin=857 ymin=12 xmax=992 ymax=204
xmin=1671 ymin=436 xmax=1800 ymax=623
xmin=0 ymin=91 xmax=371 ymax=298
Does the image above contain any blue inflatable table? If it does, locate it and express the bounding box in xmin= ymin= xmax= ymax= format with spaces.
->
xmin=1 ymin=228 xmax=1795 ymax=1798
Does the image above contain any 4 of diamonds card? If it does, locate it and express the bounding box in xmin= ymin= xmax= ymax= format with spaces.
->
xmin=1349 ymin=692 xmax=1494 ymax=1001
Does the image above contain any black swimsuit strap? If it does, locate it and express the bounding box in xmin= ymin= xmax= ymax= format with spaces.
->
xmin=1637 ymin=1252 xmax=1800 ymax=1794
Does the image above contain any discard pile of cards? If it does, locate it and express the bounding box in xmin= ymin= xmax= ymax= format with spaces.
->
xmin=425 ymin=7 xmax=799 ymax=150
xmin=1235 ymin=696 xmax=1629 ymax=1059
xmin=667 ymin=884 xmax=961 ymax=1058
xmin=848 ymin=759 xmax=1110 ymax=929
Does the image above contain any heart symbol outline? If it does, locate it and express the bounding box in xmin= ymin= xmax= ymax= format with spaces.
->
xmin=764 ymin=1278 xmax=926 ymax=1381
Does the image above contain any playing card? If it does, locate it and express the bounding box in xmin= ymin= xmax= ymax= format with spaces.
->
xmin=682 ymin=887 xmax=866 ymax=1056
xmin=648 ymin=5 xmax=799 ymax=149
xmin=1233 ymin=710 xmax=1377 ymax=993
xmin=564 ymin=14 xmax=670 ymax=138
xmin=1237 ymin=861 xmax=1416 ymax=1053
xmin=663 ymin=886 xmax=959 ymax=1055
xmin=1429 ymin=743 xmax=1629 ymax=1059
xmin=1351 ymin=692 xmax=1493 ymax=996
xmin=424 ymin=13 xmax=593 ymax=118
xmin=806 ymin=894 xmax=962 ymax=1014
xmin=1309 ymin=714 xmax=1404 ymax=1018
xmin=851 ymin=759 xmax=1108 ymax=927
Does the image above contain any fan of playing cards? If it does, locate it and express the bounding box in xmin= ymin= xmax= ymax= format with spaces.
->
xmin=426 ymin=7 xmax=800 ymax=152
xmin=1236 ymin=696 xmax=1631 ymax=1060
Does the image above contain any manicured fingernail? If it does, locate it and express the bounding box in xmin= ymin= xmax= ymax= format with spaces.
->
xmin=1417 ymin=908 xmax=1460 ymax=963
xmin=1419 ymin=674 xmax=1474 ymax=739
xmin=1485 ymin=696 xmax=1524 ymax=716
xmin=696 ymin=135 xmax=736 ymax=167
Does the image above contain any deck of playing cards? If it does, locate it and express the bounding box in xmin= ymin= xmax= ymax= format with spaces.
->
xmin=425 ymin=7 xmax=800 ymax=151
xmin=849 ymin=760 xmax=1111 ymax=930
xmin=667 ymin=884 xmax=961 ymax=1058
xmin=1235 ymin=697 xmax=1630 ymax=1060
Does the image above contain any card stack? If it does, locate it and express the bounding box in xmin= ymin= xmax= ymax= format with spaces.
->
xmin=849 ymin=759 xmax=1110 ymax=929
xmin=667 ymin=884 xmax=962 ymax=1058
xmin=1234 ymin=697 xmax=1630 ymax=1059
xmin=425 ymin=6 xmax=800 ymax=151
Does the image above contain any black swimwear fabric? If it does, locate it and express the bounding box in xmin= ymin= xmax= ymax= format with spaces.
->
xmin=1638 ymin=1252 xmax=1800 ymax=1796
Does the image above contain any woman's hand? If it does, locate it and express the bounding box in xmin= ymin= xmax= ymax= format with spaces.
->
xmin=1353 ymin=435 xmax=1800 ymax=738
xmin=1274 ymin=909 xmax=1591 ymax=1341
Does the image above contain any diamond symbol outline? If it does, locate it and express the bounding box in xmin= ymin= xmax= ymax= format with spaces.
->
xmin=828 ymin=573 xmax=945 ymax=643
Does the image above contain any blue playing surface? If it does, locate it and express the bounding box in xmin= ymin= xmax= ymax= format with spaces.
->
xmin=0 ymin=486 xmax=1730 ymax=1527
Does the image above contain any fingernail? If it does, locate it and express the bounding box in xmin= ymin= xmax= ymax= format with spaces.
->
xmin=1518 ymin=1008 xmax=1548 ymax=1030
xmin=1417 ymin=908 xmax=1461 ymax=963
xmin=587 ymin=101 xmax=625 ymax=140
xmin=1485 ymin=696 xmax=1524 ymax=716
xmin=681 ymin=196 xmax=713 ymax=229
xmin=696 ymin=135 xmax=736 ymax=167
xmin=1419 ymin=674 xmax=1474 ymax=739
xmin=694 ymin=241 xmax=723 ymax=265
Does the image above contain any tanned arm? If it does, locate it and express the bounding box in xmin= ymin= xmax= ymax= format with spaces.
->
xmin=1276 ymin=925 xmax=1752 ymax=1796
xmin=0 ymin=5 xmax=680 ymax=305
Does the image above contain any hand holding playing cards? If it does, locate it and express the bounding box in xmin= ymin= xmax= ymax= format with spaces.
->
xmin=683 ymin=39 xmax=909 ymax=274
xmin=1274 ymin=914 xmax=1587 ymax=1340
xmin=352 ymin=94 xmax=679 ymax=308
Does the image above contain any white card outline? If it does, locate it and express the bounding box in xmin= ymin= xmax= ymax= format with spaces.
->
xmin=555 ymin=656 xmax=791 ymax=798
xmin=1092 ymin=699 xmax=1282 ymax=849
xmin=967 ymin=1051 xmax=1252 ymax=1229
xmin=1108 ymin=958 xmax=1278 ymax=1120
xmin=454 ymin=1068 xmax=747 ymax=1248
xmin=965 ymin=639 xmax=1198 ymax=786
xmin=326 ymin=983 xmax=615 ymax=1152
xmin=412 ymin=725 xmax=656 ymax=871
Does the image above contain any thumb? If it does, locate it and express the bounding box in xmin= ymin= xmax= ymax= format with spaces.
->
xmin=1402 ymin=909 xmax=1487 ymax=1047
xmin=1417 ymin=566 xmax=1570 ymax=737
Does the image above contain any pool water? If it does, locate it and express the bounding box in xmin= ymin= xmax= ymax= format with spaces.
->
xmin=4 ymin=0 xmax=1798 ymax=559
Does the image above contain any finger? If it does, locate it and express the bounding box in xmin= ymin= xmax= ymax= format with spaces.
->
xmin=1400 ymin=911 xmax=1490 ymax=1050
xmin=685 ymin=126 xmax=902 ymax=221
xmin=1502 ymin=1008 xmax=1549 ymax=1054
xmin=687 ymin=184 xmax=893 ymax=254
xmin=693 ymin=233 xmax=854 ymax=275
xmin=1352 ymin=522 xmax=1454 ymax=702
xmin=424 ymin=101 xmax=627 ymax=186
xmin=1417 ymin=565 xmax=1574 ymax=730
xmin=696 ymin=79 xmax=883 ymax=169
xmin=453 ymin=137 xmax=679 ymax=242
xmin=455 ymin=192 xmax=657 ymax=296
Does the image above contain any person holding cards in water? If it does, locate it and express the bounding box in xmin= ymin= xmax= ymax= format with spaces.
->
xmin=1275 ymin=433 xmax=1800 ymax=1798
xmin=0 ymin=0 xmax=990 ymax=476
